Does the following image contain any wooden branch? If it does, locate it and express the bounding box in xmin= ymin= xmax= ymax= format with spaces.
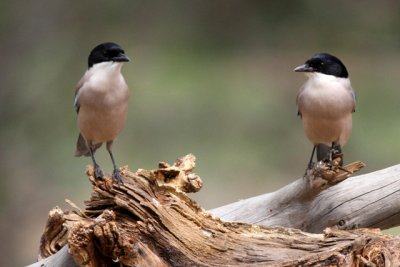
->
xmin=27 ymin=246 xmax=77 ymax=267
xmin=29 ymin=155 xmax=400 ymax=266
xmin=212 ymin=161 xmax=400 ymax=233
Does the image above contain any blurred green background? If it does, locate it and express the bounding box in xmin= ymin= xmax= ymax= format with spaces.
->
xmin=1 ymin=1 xmax=400 ymax=265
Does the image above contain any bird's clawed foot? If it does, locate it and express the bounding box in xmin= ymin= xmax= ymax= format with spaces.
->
xmin=304 ymin=162 xmax=315 ymax=177
xmin=303 ymin=168 xmax=313 ymax=178
xmin=94 ymin=164 xmax=104 ymax=180
xmin=325 ymin=145 xmax=343 ymax=166
xmin=112 ymin=169 xmax=124 ymax=184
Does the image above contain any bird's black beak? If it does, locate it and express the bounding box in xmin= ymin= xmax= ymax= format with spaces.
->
xmin=112 ymin=53 xmax=130 ymax=63
xmin=294 ymin=64 xmax=313 ymax=72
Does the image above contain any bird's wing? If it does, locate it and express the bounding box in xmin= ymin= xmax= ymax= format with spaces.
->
xmin=350 ymin=88 xmax=356 ymax=113
xmin=296 ymin=85 xmax=306 ymax=118
xmin=73 ymin=72 xmax=88 ymax=113
xmin=73 ymin=93 xmax=80 ymax=113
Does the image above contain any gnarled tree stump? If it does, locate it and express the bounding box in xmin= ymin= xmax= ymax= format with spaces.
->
xmin=28 ymin=155 xmax=400 ymax=267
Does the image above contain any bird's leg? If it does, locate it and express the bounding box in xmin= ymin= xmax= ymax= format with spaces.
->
xmin=308 ymin=145 xmax=317 ymax=169
xmin=106 ymin=141 xmax=123 ymax=184
xmin=328 ymin=143 xmax=334 ymax=162
xmin=87 ymin=141 xmax=103 ymax=180
xmin=304 ymin=145 xmax=317 ymax=176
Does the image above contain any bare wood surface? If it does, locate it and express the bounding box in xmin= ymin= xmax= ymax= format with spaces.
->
xmin=27 ymin=246 xmax=77 ymax=267
xmin=29 ymin=155 xmax=400 ymax=266
xmin=212 ymin=161 xmax=400 ymax=233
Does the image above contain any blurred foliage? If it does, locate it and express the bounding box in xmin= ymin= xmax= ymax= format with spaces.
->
xmin=1 ymin=1 xmax=400 ymax=265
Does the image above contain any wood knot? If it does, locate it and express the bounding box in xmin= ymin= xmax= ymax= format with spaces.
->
xmin=152 ymin=154 xmax=203 ymax=193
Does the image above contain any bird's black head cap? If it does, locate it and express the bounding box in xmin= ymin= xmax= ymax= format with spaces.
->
xmin=294 ymin=53 xmax=348 ymax=78
xmin=88 ymin=42 xmax=129 ymax=68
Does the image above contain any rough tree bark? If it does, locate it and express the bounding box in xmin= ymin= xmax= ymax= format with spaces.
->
xmin=27 ymin=154 xmax=400 ymax=267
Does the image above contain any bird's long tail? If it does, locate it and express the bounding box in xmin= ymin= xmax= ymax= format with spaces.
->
xmin=316 ymin=144 xmax=331 ymax=162
xmin=75 ymin=133 xmax=102 ymax=157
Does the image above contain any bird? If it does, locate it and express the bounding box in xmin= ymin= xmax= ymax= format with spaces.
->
xmin=294 ymin=53 xmax=356 ymax=171
xmin=74 ymin=42 xmax=130 ymax=183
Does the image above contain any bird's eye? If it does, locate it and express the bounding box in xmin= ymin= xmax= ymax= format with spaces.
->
xmin=103 ymin=50 xmax=108 ymax=56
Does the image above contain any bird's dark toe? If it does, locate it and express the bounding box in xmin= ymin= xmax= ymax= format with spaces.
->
xmin=112 ymin=169 xmax=124 ymax=184
xmin=94 ymin=165 xmax=104 ymax=180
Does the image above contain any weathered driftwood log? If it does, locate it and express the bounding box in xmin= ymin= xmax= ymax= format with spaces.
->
xmin=28 ymin=155 xmax=400 ymax=266
xmin=212 ymin=161 xmax=400 ymax=233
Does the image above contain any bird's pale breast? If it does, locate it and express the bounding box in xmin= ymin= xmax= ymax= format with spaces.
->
xmin=77 ymin=63 xmax=129 ymax=143
xmin=297 ymin=74 xmax=354 ymax=145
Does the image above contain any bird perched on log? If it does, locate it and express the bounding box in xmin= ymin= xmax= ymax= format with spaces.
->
xmin=74 ymin=42 xmax=130 ymax=183
xmin=294 ymin=53 xmax=356 ymax=172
